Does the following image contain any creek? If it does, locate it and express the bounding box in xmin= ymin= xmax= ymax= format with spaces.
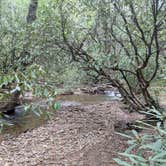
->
xmin=0 ymin=89 xmax=165 ymax=136
xmin=0 ymin=91 xmax=121 ymax=135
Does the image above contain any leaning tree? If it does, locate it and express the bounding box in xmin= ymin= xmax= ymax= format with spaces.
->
xmin=56 ymin=0 xmax=166 ymax=110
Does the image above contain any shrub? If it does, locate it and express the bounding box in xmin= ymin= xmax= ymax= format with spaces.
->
xmin=114 ymin=108 xmax=166 ymax=166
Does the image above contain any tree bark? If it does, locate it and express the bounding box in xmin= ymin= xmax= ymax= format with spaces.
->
xmin=26 ymin=0 xmax=38 ymax=24
xmin=20 ymin=0 xmax=38 ymax=68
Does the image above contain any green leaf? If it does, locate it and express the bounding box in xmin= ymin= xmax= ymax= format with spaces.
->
xmin=125 ymin=144 xmax=137 ymax=153
xmin=113 ymin=158 xmax=131 ymax=166
xmin=151 ymin=151 xmax=166 ymax=161
xmin=33 ymin=110 xmax=41 ymax=117
xmin=15 ymin=73 xmax=20 ymax=83
xmin=119 ymin=153 xmax=147 ymax=162
xmin=132 ymin=130 xmax=139 ymax=138
xmin=43 ymin=89 xmax=49 ymax=97
xmin=115 ymin=132 xmax=133 ymax=139
xmin=52 ymin=102 xmax=61 ymax=110
xmin=141 ymin=139 xmax=162 ymax=151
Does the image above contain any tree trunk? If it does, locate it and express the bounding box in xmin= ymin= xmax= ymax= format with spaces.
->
xmin=20 ymin=0 xmax=38 ymax=68
xmin=26 ymin=0 xmax=38 ymax=24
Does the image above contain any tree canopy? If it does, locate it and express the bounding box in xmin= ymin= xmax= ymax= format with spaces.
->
xmin=0 ymin=0 xmax=165 ymax=111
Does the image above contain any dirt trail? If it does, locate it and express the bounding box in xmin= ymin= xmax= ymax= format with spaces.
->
xmin=0 ymin=101 xmax=144 ymax=166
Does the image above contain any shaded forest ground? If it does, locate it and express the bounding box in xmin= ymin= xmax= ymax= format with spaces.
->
xmin=0 ymin=100 xmax=145 ymax=166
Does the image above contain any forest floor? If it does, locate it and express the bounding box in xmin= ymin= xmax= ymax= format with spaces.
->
xmin=0 ymin=100 xmax=145 ymax=166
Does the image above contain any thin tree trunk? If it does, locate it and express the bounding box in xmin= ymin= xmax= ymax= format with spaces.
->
xmin=26 ymin=0 xmax=38 ymax=24
xmin=20 ymin=0 xmax=38 ymax=68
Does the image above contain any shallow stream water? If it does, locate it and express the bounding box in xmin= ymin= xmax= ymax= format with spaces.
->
xmin=1 ymin=89 xmax=165 ymax=136
xmin=1 ymin=93 xmax=119 ymax=135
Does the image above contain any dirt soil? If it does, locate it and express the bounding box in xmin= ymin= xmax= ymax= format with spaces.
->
xmin=0 ymin=101 xmax=144 ymax=166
